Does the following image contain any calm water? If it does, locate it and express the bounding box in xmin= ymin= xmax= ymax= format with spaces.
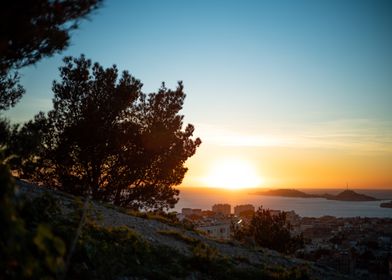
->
xmin=175 ymin=188 xmax=392 ymax=218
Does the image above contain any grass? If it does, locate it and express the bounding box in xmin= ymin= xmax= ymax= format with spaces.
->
xmin=157 ymin=229 xmax=200 ymax=246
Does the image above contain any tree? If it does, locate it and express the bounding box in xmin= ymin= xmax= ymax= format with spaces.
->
xmin=5 ymin=112 xmax=50 ymax=176
xmin=0 ymin=0 xmax=101 ymax=110
xmin=0 ymin=73 xmax=24 ymax=111
xmin=17 ymin=55 xmax=201 ymax=211
xmin=234 ymin=207 xmax=304 ymax=254
xmin=0 ymin=118 xmax=11 ymax=146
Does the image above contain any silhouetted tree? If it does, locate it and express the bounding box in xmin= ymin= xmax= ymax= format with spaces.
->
xmin=0 ymin=0 xmax=101 ymax=110
xmin=234 ymin=207 xmax=304 ymax=254
xmin=17 ymin=55 xmax=201 ymax=211
xmin=0 ymin=118 xmax=11 ymax=146
xmin=5 ymin=112 xmax=50 ymax=177
xmin=0 ymin=73 xmax=24 ymax=111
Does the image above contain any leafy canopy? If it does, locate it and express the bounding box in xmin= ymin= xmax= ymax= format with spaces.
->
xmin=0 ymin=0 xmax=101 ymax=110
xmin=15 ymin=55 xmax=201 ymax=211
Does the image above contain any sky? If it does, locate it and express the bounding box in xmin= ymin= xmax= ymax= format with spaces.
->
xmin=5 ymin=0 xmax=392 ymax=189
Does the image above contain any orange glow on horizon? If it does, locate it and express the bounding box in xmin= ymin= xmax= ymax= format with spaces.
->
xmin=201 ymin=158 xmax=264 ymax=190
xmin=180 ymin=143 xmax=392 ymax=190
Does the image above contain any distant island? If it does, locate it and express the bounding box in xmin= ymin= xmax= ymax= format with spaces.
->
xmin=254 ymin=189 xmax=379 ymax=202
xmin=323 ymin=190 xmax=378 ymax=201
xmin=380 ymin=201 xmax=392 ymax=208
xmin=254 ymin=189 xmax=318 ymax=198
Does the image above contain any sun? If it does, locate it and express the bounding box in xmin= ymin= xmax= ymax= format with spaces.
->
xmin=202 ymin=158 xmax=263 ymax=190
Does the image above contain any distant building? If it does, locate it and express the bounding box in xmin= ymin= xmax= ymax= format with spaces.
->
xmin=175 ymin=212 xmax=185 ymax=221
xmin=286 ymin=210 xmax=300 ymax=225
xmin=270 ymin=210 xmax=281 ymax=217
xmin=182 ymin=208 xmax=202 ymax=217
xmin=212 ymin=204 xmax=231 ymax=216
xmin=234 ymin=204 xmax=255 ymax=216
xmin=201 ymin=210 xmax=215 ymax=217
xmin=196 ymin=221 xmax=231 ymax=240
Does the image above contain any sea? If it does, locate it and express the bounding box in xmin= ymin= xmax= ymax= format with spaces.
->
xmin=175 ymin=188 xmax=392 ymax=218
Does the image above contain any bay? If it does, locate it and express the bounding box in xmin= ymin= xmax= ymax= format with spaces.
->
xmin=175 ymin=188 xmax=392 ymax=218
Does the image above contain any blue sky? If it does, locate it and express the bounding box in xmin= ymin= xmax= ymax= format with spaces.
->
xmin=5 ymin=0 xmax=392 ymax=187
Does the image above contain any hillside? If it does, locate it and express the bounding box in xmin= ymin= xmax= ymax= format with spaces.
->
xmin=16 ymin=180 xmax=349 ymax=280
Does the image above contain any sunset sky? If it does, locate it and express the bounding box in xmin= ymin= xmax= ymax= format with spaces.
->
xmin=5 ymin=0 xmax=392 ymax=189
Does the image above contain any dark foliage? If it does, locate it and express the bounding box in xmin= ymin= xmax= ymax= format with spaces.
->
xmin=234 ymin=207 xmax=304 ymax=254
xmin=0 ymin=159 xmax=66 ymax=279
xmin=0 ymin=0 xmax=101 ymax=110
xmin=13 ymin=55 xmax=201 ymax=211
xmin=5 ymin=113 xmax=50 ymax=176
xmin=0 ymin=118 xmax=12 ymax=145
xmin=0 ymin=72 xmax=24 ymax=111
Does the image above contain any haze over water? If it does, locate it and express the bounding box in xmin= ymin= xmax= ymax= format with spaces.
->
xmin=176 ymin=188 xmax=392 ymax=218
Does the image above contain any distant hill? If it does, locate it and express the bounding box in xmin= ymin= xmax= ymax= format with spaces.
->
xmin=254 ymin=189 xmax=318 ymax=198
xmin=324 ymin=190 xmax=378 ymax=201
xmin=254 ymin=188 xmax=378 ymax=202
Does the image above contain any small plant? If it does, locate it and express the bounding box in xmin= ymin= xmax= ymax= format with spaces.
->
xmin=234 ymin=255 xmax=250 ymax=263
xmin=158 ymin=229 xmax=199 ymax=246
xmin=268 ymin=265 xmax=310 ymax=280
xmin=190 ymin=240 xmax=228 ymax=276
